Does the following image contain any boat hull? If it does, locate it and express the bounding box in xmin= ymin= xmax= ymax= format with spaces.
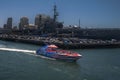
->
xmin=36 ymin=45 xmax=82 ymax=62
xmin=36 ymin=52 xmax=81 ymax=62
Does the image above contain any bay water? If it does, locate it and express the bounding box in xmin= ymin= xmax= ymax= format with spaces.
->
xmin=0 ymin=40 xmax=120 ymax=80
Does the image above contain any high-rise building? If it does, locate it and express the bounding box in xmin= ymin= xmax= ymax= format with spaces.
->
xmin=35 ymin=14 xmax=50 ymax=29
xmin=7 ymin=17 xmax=12 ymax=29
xmin=3 ymin=24 xmax=7 ymax=29
xmin=19 ymin=17 xmax=29 ymax=30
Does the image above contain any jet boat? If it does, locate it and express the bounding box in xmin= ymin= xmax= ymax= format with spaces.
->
xmin=36 ymin=45 xmax=82 ymax=62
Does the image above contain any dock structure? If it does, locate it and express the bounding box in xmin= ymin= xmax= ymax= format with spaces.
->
xmin=0 ymin=34 xmax=120 ymax=49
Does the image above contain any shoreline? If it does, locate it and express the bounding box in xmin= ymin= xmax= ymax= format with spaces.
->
xmin=0 ymin=34 xmax=120 ymax=49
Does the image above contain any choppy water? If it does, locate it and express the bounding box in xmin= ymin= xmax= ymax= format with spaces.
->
xmin=0 ymin=40 xmax=120 ymax=80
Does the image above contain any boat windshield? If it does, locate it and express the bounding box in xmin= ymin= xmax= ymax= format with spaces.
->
xmin=46 ymin=48 xmax=57 ymax=52
xmin=51 ymin=48 xmax=57 ymax=51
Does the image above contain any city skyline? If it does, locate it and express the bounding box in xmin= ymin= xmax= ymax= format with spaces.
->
xmin=0 ymin=0 xmax=120 ymax=28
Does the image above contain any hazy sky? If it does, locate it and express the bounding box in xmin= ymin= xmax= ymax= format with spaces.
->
xmin=0 ymin=0 xmax=120 ymax=28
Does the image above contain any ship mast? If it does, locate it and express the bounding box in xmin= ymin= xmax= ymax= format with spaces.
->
xmin=53 ymin=4 xmax=58 ymax=22
xmin=79 ymin=19 xmax=80 ymax=28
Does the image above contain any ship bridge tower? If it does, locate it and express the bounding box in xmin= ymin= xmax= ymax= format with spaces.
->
xmin=53 ymin=4 xmax=59 ymax=22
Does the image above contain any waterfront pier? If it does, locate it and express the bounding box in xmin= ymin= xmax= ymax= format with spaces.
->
xmin=1 ymin=34 xmax=120 ymax=49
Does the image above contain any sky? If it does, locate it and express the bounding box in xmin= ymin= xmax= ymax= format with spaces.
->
xmin=0 ymin=0 xmax=120 ymax=28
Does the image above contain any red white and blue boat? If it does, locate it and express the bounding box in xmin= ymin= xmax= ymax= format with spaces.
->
xmin=36 ymin=45 xmax=82 ymax=62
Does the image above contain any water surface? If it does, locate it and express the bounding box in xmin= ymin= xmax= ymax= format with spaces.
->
xmin=0 ymin=40 xmax=120 ymax=80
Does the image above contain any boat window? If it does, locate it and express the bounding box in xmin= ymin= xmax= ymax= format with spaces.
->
xmin=51 ymin=48 xmax=56 ymax=51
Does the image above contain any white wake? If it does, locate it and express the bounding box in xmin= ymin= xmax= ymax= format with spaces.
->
xmin=0 ymin=47 xmax=36 ymax=53
xmin=0 ymin=47 xmax=56 ymax=60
